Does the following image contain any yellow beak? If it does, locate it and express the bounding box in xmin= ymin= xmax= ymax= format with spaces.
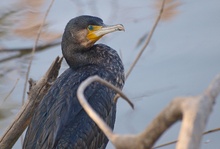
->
xmin=87 ymin=24 xmax=125 ymax=43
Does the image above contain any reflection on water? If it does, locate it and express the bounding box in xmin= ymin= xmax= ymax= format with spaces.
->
xmin=0 ymin=0 xmax=220 ymax=149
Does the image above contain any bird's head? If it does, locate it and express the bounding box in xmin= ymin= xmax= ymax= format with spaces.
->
xmin=62 ymin=15 xmax=125 ymax=49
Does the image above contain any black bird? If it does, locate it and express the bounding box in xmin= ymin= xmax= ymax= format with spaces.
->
xmin=23 ymin=15 xmax=125 ymax=149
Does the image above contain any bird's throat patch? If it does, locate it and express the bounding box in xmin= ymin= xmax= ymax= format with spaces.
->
xmin=87 ymin=25 xmax=103 ymax=43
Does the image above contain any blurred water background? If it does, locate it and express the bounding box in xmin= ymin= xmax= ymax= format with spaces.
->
xmin=0 ymin=0 xmax=220 ymax=148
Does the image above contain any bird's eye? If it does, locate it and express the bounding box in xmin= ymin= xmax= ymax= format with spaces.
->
xmin=88 ymin=25 xmax=93 ymax=31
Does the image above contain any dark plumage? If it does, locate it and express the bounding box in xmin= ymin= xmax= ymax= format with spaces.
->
xmin=23 ymin=15 xmax=125 ymax=149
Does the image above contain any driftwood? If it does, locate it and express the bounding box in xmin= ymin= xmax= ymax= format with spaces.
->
xmin=0 ymin=56 xmax=63 ymax=149
xmin=77 ymin=74 xmax=220 ymax=149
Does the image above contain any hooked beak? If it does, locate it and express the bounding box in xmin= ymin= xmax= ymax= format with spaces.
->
xmin=87 ymin=24 xmax=125 ymax=43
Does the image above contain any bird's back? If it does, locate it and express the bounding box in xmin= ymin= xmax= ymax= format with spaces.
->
xmin=23 ymin=64 xmax=121 ymax=149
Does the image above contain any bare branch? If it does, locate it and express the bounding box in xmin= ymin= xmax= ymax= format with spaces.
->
xmin=139 ymin=75 xmax=220 ymax=149
xmin=113 ymin=0 xmax=166 ymax=105
xmin=203 ymin=127 xmax=220 ymax=135
xmin=0 ymin=41 xmax=60 ymax=52
xmin=153 ymin=140 xmax=178 ymax=149
xmin=114 ymin=0 xmax=166 ymax=107
xmin=22 ymin=0 xmax=55 ymax=104
xmin=175 ymin=74 xmax=220 ymax=149
xmin=0 ymin=42 xmax=60 ymax=63
xmin=77 ymin=75 xmax=133 ymax=141
xmin=125 ymin=0 xmax=166 ymax=79
xmin=78 ymin=73 xmax=220 ymax=149
xmin=153 ymin=127 xmax=220 ymax=149
xmin=0 ymin=56 xmax=63 ymax=149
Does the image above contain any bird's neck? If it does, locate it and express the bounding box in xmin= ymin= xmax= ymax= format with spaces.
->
xmin=62 ymin=42 xmax=106 ymax=69
xmin=62 ymin=42 xmax=125 ymax=89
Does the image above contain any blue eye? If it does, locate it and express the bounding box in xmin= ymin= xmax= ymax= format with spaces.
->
xmin=88 ymin=25 xmax=93 ymax=30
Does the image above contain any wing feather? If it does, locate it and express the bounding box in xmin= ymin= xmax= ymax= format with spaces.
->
xmin=23 ymin=65 xmax=117 ymax=149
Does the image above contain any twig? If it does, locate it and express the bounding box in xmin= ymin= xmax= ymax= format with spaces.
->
xmin=3 ymin=78 xmax=19 ymax=102
xmin=153 ymin=140 xmax=177 ymax=149
xmin=203 ymin=127 xmax=220 ymax=135
xmin=0 ymin=41 xmax=60 ymax=53
xmin=0 ymin=42 xmax=60 ymax=63
xmin=22 ymin=0 xmax=55 ymax=104
xmin=153 ymin=127 xmax=220 ymax=149
xmin=0 ymin=56 xmax=62 ymax=149
xmin=114 ymin=0 xmax=165 ymax=103
xmin=77 ymin=76 xmax=133 ymax=141
xmin=114 ymin=0 xmax=166 ymax=104
xmin=125 ymin=0 xmax=166 ymax=79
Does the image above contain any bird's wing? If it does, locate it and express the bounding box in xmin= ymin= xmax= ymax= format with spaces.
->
xmin=23 ymin=66 xmax=116 ymax=149
xmin=54 ymin=79 xmax=116 ymax=149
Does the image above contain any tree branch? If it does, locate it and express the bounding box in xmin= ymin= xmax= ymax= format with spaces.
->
xmin=114 ymin=0 xmax=166 ymax=104
xmin=125 ymin=0 xmax=166 ymax=79
xmin=153 ymin=127 xmax=220 ymax=149
xmin=77 ymin=73 xmax=220 ymax=149
xmin=77 ymin=75 xmax=133 ymax=141
xmin=0 ymin=56 xmax=63 ymax=149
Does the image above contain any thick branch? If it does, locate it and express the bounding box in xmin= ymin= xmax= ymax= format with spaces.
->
xmin=138 ymin=98 xmax=183 ymax=148
xmin=176 ymin=74 xmax=220 ymax=149
xmin=0 ymin=56 xmax=63 ymax=149
xmin=77 ymin=73 xmax=220 ymax=149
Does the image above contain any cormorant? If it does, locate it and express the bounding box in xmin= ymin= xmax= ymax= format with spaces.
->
xmin=23 ymin=15 xmax=125 ymax=149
